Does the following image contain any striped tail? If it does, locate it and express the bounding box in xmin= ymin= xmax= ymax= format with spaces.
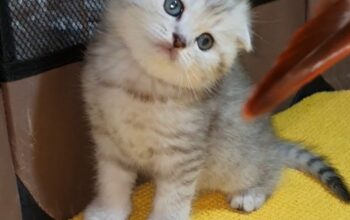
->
xmin=280 ymin=143 xmax=350 ymax=203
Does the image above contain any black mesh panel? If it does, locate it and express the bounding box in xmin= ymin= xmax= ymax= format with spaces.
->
xmin=0 ymin=0 xmax=106 ymax=82
xmin=8 ymin=0 xmax=104 ymax=61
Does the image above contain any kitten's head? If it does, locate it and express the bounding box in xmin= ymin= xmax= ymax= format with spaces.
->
xmin=109 ymin=0 xmax=251 ymax=90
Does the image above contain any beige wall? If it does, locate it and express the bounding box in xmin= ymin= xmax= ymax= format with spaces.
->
xmin=244 ymin=0 xmax=350 ymax=89
xmin=2 ymin=64 xmax=94 ymax=219
xmin=0 ymin=88 xmax=22 ymax=220
xmin=243 ymin=0 xmax=307 ymax=82
xmin=308 ymin=0 xmax=350 ymax=90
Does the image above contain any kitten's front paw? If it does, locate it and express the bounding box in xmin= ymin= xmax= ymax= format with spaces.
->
xmin=229 ymin=189 xmax=267 ymax=213
xmin=84 ymin=203 xmax=130 ymax=220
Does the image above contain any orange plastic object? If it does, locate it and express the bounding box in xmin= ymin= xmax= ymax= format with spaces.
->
xmin=243 ymin=0 xmax=350 ymax=119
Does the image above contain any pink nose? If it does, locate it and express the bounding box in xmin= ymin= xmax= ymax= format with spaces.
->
xmin=173 ymin=33 xmax=186 ymax=48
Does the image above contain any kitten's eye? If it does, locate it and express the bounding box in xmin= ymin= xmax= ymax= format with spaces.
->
xmin=196 ymin=33 xmax=215 ymax=51
xmin=164 ymin=0 xmax=184 ymax=17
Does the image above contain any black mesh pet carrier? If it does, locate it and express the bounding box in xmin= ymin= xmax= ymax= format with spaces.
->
xmin=0 ymin=0 xmax=106 ymax=82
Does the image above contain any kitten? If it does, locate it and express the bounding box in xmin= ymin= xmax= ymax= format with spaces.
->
xmin=82 ymin=0 xmax=350 ymax=220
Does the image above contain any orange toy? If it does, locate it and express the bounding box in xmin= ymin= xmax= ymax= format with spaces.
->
xmin=244 ymin=0 xmax=350 ymax=119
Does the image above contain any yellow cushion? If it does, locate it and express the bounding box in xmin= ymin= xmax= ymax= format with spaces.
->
xmin=73 ymin=91 xmax=350 ymax=220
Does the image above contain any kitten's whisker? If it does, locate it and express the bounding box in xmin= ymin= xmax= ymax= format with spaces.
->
xmin=251 ymin=12 xmax=282 ymax=24
xmin=204 ymin=67 xmax=220 ymax=96
xmin=181 ymin=54 xmax=201 ymax=101
xmin=188 ymin=62 xmax=201 ymax=86
xmin=251 ymin=30 xmax=269 ymax=44
xmin=177 ymin=57 xmax=187 ymax=99
xmin=187 ymin=70 xmax=201 ymax=102
xmin=183 ymin=70 xmax=193 ymax=98
xmin=251 ymin=19 xmax=282 ymax=24
xmin=178 ymin=68 xmax=186 ymax=99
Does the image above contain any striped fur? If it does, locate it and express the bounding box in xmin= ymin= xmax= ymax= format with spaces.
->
xmin=82 ymin=0 xmax=349 ymax=219
xmin=281 ymin=144 xmax=350 ymax=202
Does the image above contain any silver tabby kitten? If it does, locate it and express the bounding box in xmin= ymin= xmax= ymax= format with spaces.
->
xmin=82 ymin=0 xmax=350 ymax=219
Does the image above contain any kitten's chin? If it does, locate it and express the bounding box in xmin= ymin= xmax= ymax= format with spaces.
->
xmin=139 ymin=59 xmax=217 ymax=90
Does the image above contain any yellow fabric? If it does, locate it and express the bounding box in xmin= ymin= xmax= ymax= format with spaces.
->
xmin=73 ymin=91 xmax=350 ymax=220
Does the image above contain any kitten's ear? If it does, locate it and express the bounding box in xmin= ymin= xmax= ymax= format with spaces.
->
xmin=237 ymin=25 xmax=253 ymax=52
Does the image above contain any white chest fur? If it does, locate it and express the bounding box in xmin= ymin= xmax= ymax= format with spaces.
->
xmin=93 ymin=86 xmax=211 ymax=174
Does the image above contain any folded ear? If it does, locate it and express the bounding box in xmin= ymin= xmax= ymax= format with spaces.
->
xmin=237 ymin=24 xmax=253 ymax=52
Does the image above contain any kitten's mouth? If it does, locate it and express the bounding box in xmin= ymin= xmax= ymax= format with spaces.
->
xmin=155 ymin=43 xmax=178 ymax=61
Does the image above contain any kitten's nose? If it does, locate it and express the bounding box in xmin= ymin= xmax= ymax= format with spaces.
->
xmin=173 ymin=33 xmax=186 ymax=49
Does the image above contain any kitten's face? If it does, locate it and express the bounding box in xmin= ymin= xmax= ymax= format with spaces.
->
xmin=112 ymin=0 xmax=251 ymax=89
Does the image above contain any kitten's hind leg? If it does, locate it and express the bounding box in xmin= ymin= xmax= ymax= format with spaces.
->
xmin=226 ymin=164 xmax=281 ymax=213
xmin=227 ymin=166 xmax=281 ymax=213
xmin=229 ymin=187 xmax=268 ymax=213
